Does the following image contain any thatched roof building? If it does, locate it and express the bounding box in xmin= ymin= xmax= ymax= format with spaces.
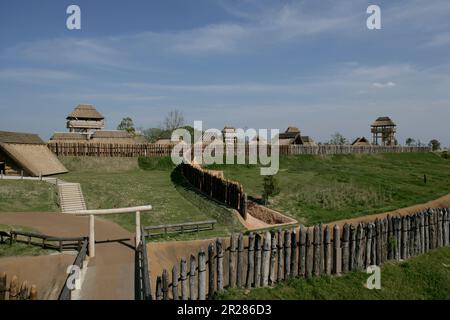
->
xmin=352 ymin=136 xmax=371 ymax=146
xmin=66 ymin=104 xmax=105 ymax=133
xmin=277 ymin=127 xmax=316 ymax=146
xmin=371 ymin=116 xmax=396 ymax=146
xmin=0 ymin=131 xmax=67 ymax=176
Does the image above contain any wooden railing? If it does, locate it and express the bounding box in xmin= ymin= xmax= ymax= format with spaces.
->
xmin=135 ymin=226 xmax=152 ymax=300
xmin=143 ymin=220 xmax=217 ymax=238
xmin=3 ymin=230 xmax=86 ymax=252
xmin=58 ymin=239 xmax=89 ymax=300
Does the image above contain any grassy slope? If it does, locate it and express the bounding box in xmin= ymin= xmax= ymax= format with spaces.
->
xmin=58 ymin=157 xmax=244 ymax=239
xmin=218 ymin=246 xmax=450 ymax=300
xmin=0 ymin=180 xmax=57 ymax=212
xmin=0 ymin=224 xmax=54 ymax=257
xmin=205 ymin=153 xmax=450 ymax=225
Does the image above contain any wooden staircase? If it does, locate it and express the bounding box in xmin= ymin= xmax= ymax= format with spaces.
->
xmin=58 ymin=183 xmax=87 ymax=213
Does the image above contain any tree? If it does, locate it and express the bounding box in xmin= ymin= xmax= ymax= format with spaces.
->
xmin=163 ymin=110 xmax=185 ymax=131
xmin=405 ymin=138 xmax=415 ymax=146
xmin=262 ymin=175 xmax=280 ymax=205
xmin=141 ymin=127 xmax=164 ymax=143
xmin=428 ymin=139 xmax=441 ymax=151
xmin=328 ymin=132 xmax=347 ymax=145
xmin=117 ymin=117 xmax=135 ymax=134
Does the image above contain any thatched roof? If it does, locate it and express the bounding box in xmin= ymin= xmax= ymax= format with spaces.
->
xmin=286 ymin=126 xmax=300 ymax=133
xmin=352 ymin=136 xmax=371 ymax=146
xmin=371 ymin=116 xmax=396 ymax=127
xmin=0 ymin=131 xmax=68 ymax=176
xmin=92 ymin=130 xmax=132 ymax=139
xmin=50 ymin=132 xmax=87 ymax=141
xmin=0 ymin=131 xmax=44 ymax=144
xmin=67 ymin=104 xmax=104 ymax=120
xmin=278 ymin=132 xmax=300 ymax=140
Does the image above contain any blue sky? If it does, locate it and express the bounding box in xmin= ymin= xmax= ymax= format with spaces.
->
xmin=1 ymin=0 xmax=449 ymax=145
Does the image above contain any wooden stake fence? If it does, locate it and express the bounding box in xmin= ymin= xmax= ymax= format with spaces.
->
xmin=0 ymin=272 xmax=37 ymax=300
xmin=152 ymin=206 xmax=450 ymax=300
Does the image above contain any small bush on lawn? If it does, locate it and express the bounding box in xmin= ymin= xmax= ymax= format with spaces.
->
xmin=138 ymin=156 xmax=175 ymax=170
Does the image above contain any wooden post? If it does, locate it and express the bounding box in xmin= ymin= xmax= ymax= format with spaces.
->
xmin=355 ymin=223 xmax=364 ymax=270
xmin=420 ymin=213 xmax=426 ymax=254
xmin=9 ymin=275 xmax=18 ymax=300
xmin=313 ymin=225 xmax=321 ymax=276
xmin=306 ymin=228 xmax=313 ymax=278
xmin=156 ymin=276 xmax=162 ymax=300
xmin=89 ymin=214 xmax=95 ymax=258
xmin=0 ymin=272 xmax=6 ymax=300
xmin=387 ymin=216 xmax=394 ymax=260
xmin=277 ymin=230 xmax=284 ymax=282
xmin=342 ymin=224 xmax=350 ymax=273
xmin=208 ymin=243 xmax=216 ymax=298
xmin=189 ymin=255 xmax=197 ymax=300
xmin=246 ymin=233 xmax=255 ymax=289
xmin=162 ymin=269 xmax=169 ymax=300
xmin=333 ymin=225 xmax=341 ymax=275
xmin=401 ymin=216 xmax=408 ymax=259
xmin=395 ymin=217 xmax=401 ymax=260
xmin=290 ymin=229 xmax=298 ymax=278
xmin=269 ymin=231 xmax=277 ymax=285
xmin=429 ymin=210 xmax=436 ymax=250
xmin=172 ymin=266 xmax=179 ymax=300
xmin=229 ymin=234 xmax=237 ymax=288
xmin=216 ymin=239 xmax=224 ymax=291
xmin=376 ymin=219 xmax=382 ymax=265
xmin=198 ymin=248 xmax=206 ymax=300
xmin=135 ymin=211 xmax=141 ymax=247
xmin=299 ymin=225 xmax=306 ymax=277
xmin=237 ymin=233 xmax=245 ymax=288
xmin=254 ymin=233 xmax=262 ymax=288
xmin=349 ymin=225 xmax=356 ymax=271
xmin=30 ymin=285 xmax=37 ymax=300
xmin=438 ymin=210 xmax=444 ymax=248
xmin=365 ymin=223 xmax=373 ymax=268
xmin=180 ymin=258 xmax=188 ymax=300
xmin=425 ymin=211 xmax=430 ymax=252
xmin=323 ymin=226 xmax=331 ymax=275
xmin=284 ymin=230 xmax=291 ymax=279
xmin=261 ymin=231 xmax=271 ymax=287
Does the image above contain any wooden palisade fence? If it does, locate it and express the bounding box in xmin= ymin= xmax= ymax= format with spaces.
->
xmin=152 ymin=207 xmax=450 ymax=300
xmin=0 ymin=273 xmax=37 ymax=300
xmin=180 ymin=162 xmax=247 ymax=218
xmin=47 ymin=142 xmax=430 ymax=158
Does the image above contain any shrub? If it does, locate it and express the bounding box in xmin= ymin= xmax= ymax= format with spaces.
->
xmin=138 ymin=156 xmax=175 ymax=170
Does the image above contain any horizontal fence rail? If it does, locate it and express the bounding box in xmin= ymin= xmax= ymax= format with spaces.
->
xmin=2 ymin=230 xmax=87 ymax=252
xmin=46 ymin=142 xmax=431 ymax=158
xmin=143 ymin=220 xmax=217 ymax=238
xmin=151 ymin=206 xmax=450 ymax=300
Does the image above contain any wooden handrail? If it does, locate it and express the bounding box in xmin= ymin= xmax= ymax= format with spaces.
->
xmin=75 ymin=205 xmax=152 ymax=216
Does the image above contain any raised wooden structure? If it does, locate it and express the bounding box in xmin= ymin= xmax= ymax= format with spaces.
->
xmin=371 ymin=116 xmax=397 ymax=146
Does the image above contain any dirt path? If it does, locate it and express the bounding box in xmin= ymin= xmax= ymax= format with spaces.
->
xmin=0 ymin=212 xmax=135 ymax=300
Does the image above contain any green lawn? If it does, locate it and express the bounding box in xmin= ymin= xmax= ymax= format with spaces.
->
xmin=0 ymin=180 xmax=57 ymax=212
xmin=217 ymin=246 xmax=450 ymax=300
xmin=58 ymin=157 xmax=244 ymax=239
xmin=0 ymin=224 xmax=54 ymax=257
xmin=205 ymin=153 xmax=450 ymax=225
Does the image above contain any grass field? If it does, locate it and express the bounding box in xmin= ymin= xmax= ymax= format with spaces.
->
xmin=205 ymin=153 xmax=450 ymax=225
xmin=217 ymin=246 xmax=450 ymax=300
xmin=59 ymin=157 xmax=244 ymax=239
xmin=0 ymin=224 xmax=54 ymax=257
xmin=0 ymin=180 xmax=57 ymax=212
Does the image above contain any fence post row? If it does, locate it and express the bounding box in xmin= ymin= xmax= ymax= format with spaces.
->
xmin=153 ymin=206 xmax=450 ymax=300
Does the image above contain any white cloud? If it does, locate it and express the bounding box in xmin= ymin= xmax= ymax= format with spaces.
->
xmin=372 ymin=81 xmax=396 ymax=88
xmin=0 ymin=68 xmax=79 ymax=83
